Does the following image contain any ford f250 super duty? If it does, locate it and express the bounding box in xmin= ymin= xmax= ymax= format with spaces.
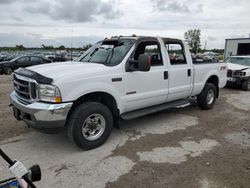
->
xmin=10 ymin=36 xmax=228 ymax=149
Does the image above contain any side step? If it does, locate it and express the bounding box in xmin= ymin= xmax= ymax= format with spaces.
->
xmin=121 ymin=99 xmax=190 ymax=120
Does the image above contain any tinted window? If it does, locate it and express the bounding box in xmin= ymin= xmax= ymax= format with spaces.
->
xmin=31 ymin=57 xmax=42 ymax=63
xmin=16 ymin=57 xmax=29 ymax=63
xmin=134 ymin=41 xmax=163 ymax=66
xmin=165 ymin=43 xmax=187 ymax=65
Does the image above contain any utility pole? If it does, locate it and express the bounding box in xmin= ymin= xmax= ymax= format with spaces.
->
xmin=204 ymin=41 xmax=207 ymax=51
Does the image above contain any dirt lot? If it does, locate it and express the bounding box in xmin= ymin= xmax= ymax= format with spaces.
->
xmin=0 ymin=75 xmax=249 ymax=188
xmin=0 ymin=75 xmax=30 ymax=141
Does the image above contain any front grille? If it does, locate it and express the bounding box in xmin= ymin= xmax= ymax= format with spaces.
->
xmin=13 ymin=74 xmax=37 ymax=101
xmin=227 ymin=69 xmax=233 ymax=77
xmin=234 ymin=71 xmax=244 ymax=77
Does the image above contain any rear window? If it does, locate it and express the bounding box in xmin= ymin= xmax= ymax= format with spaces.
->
xmin=165 ymin=43 xmax=187 ymax=65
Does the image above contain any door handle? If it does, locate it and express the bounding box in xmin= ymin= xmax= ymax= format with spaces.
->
xmin=187 ymin=69 xmax=191 ymax=77
xmin=164 ymin=71 xmax=168 ymax=80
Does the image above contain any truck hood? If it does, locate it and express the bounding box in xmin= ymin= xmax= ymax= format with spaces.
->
xmin=26 ymin=61 xmax=109 ymax=81
xmin=227 ymin=62 xmax=250 ymax=71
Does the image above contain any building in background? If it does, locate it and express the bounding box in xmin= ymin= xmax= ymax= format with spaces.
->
xmin=224 ymin=37 xmax=250 ymax=59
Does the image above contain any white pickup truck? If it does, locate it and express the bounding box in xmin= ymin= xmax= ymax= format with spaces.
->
xmin=10 ymin=36 xmax=227 ymax=149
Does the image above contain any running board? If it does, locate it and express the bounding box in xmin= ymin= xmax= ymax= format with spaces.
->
xmin=121 ymin=99 xmax=190 ymax=120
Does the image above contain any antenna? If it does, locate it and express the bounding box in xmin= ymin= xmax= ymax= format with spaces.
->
xmin=71 ymin=24 xmax=73 ymax=61
xmin=204 ymin=40 xmax=207 ymax=51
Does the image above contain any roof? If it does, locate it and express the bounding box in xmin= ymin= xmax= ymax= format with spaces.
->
xmin=225 ymin=38 xmax=250 ymax=41
xmin=108 ymin=35 xmax=183 ymax=43
xmin=229 ymin=55 xmax=250 ymax=58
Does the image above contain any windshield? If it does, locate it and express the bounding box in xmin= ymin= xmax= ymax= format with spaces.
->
xmin=227 ymin=57 xmax=250 ymax=66
xmin=10 ymin=56 xmax=21 ymax=62
xmin=75 ymin=39 xmax=135 ymax=66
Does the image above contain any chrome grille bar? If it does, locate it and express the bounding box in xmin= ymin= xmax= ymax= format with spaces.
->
xmin=13 ymin=73 xmax=38 ymax=102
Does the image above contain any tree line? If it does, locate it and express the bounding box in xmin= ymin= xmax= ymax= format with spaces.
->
xmin=0 ymin=44 xmax=93 ymax=51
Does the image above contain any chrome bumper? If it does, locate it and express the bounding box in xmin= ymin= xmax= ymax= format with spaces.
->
xmin=10 ymin=91 xmax=73 ymax=129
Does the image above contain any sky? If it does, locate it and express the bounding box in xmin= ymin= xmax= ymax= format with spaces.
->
xmin=0 ymin=0 xmax=249 ymax=49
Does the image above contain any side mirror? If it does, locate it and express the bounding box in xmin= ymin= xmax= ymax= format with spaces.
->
xmin=138 ymin=54 xmax=151 ymax=72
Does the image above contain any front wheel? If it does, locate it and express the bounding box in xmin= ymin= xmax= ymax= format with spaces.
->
xmin=5 ymin=67 xmax=13 ymax=75
xmin=242 ymin=77 xmax=250 ymax=91
xmin=67 ymin=102 xmax=113 ymax=150
xmin=197 ymin=83 xmax=217 ymax=110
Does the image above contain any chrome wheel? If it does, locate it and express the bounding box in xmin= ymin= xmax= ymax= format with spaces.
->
xmin=82 ymin=113 xmax=106 ymax=141
xmin=206 ymin=89 xmax=215 ymax=105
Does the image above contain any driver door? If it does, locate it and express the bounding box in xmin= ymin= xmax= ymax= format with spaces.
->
xmin=121 ymin=39 xmax=169 ymax=112
xmin=15 ymin=57 xmax=30 ymax=68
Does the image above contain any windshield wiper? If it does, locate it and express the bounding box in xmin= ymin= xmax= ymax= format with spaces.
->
xmin=104 ymin=42 xmax=124 ymax=65
xmin=86 ymin=48 xmax=99 ymax=62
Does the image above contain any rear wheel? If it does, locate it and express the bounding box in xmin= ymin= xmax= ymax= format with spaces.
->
xmin=242 ymin=77 xmax=250 ymax=91
xmin=67 ymin=102 xmax=113 ymax=150
xmin=197 ymin=83 xmax=217 ymax=110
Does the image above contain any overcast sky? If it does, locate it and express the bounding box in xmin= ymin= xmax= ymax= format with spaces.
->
xmin=0 ymin=0 xmax=249 ymax=49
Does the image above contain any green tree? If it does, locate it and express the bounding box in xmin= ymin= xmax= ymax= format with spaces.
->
xmin=41 ymin=44 xmax=54 ymax=50
xmin=83 ymin=44 xmax=92 ymax=51
xmin=15 ymin=45 xmax=25 ymax=51
xmin=184 ymin=29 xmax=201 ymax=54
xmin=58 ymin=45 xmax=65 ymax=50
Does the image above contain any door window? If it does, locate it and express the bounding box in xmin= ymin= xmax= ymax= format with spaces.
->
xmin=165 ymin=43 xmax=187 ymax=65
xmin=16 ymin=57 xmax=29 ymax=64
xmin=30 ymin=56 xmax=42 ymax=64
xmin=134 ymin=41 xmax=163 ymax=66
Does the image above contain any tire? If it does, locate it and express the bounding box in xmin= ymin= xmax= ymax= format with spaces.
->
xmin=67 ymin=102 xmax=113 ymax=150
xmin=242 ymin=77 xmax=250 ymax=91
xmin=197 ymin=83 xmax=217 ymax=110
xmin=5 ymin=67 xmax=13 ymax=75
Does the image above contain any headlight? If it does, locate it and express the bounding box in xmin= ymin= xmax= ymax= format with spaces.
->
xmin=38 ymin=84 xmax=62 ymax=103
xmin=234 ymin=71 xmax=246 ymax=77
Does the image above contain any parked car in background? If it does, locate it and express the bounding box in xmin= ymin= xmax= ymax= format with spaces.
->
xmin=43 ymin=52 xmax=55 ymax=61
xmin=0 ymin=55 xmax=51 ymax=75
xmin=0 ymin=52 xmax=14 ymax=61
xmin=203 ymin=51 xmax=219 ymax=62
xmin=67 ymin=51 xmax=81 ymax=60
xmin=226 ymin=56 xmax=250 ymax=91
xmin=54 ymin=51 xmax=68 ymax=62
xmin=0 ymin=52 xmax=8 ymax=61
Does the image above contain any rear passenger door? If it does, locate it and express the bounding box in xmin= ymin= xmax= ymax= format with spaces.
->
xmin=30 ymin=56 xmax=42 ymax=65
xmin=164 ymin=41 xmax=193 ymax=101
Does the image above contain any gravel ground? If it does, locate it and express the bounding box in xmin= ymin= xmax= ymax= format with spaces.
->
xmin=0 ymin=75 xmax=249 ymax=188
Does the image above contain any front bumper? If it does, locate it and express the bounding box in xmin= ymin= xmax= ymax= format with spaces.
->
xmin=10 ymin=91 xmax=73 ymax=129
xmin=227 ymin=76 xmax=248 ymax=85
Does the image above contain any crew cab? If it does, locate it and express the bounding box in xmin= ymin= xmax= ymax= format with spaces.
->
xmin=226 ymin=56 xmax=250 ymax=91
xmin=10 ymin=36 xmax=228 ymax=149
